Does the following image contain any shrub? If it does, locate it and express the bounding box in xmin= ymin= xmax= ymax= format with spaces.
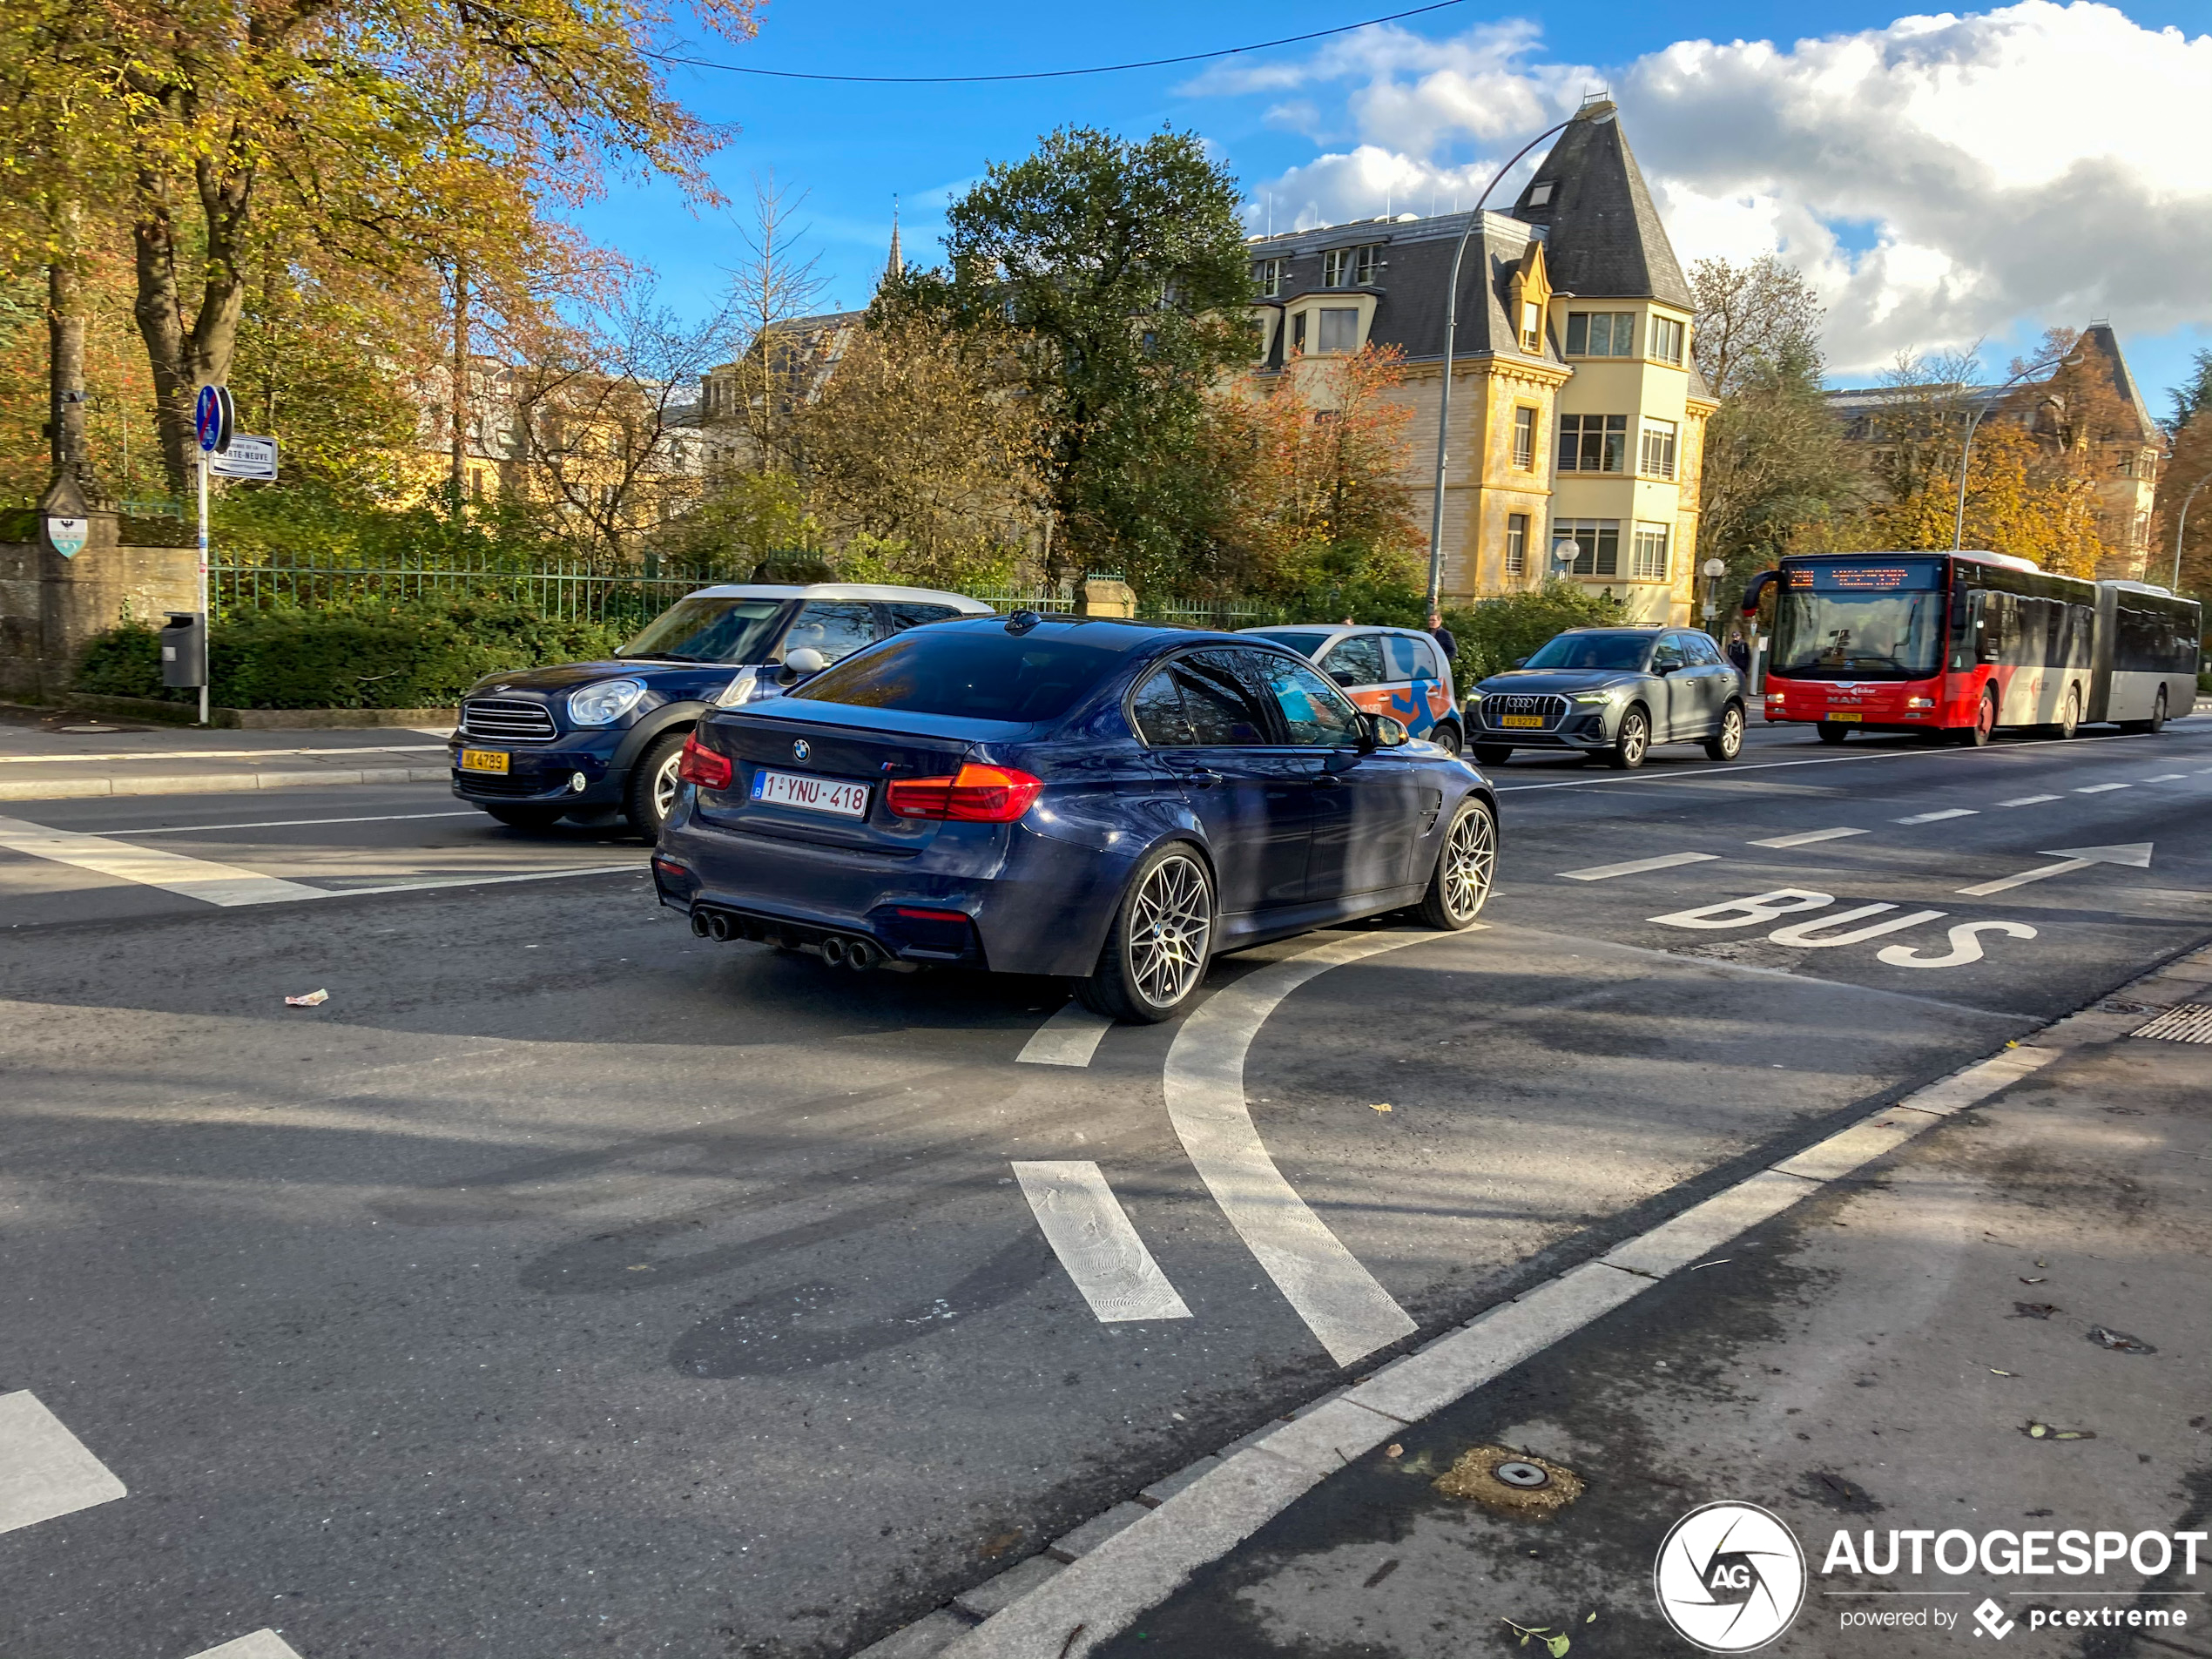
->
xmin=1443 ymin=583 xmax=1629 ymax=682
xmin=75 ymin=597 xmax=631 ymax=710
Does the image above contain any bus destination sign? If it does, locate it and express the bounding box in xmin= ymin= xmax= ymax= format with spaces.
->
xmin=1789 ymin=559 xmax=1942 ymax=591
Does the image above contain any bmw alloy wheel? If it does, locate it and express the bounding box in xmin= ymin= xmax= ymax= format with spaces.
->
xmin=1128 ymin=853 xmax=1212 ymax=1009
xmin=653 ymin=750 xmax=682 ymax=819
xmin=1440 ymin=800 xmax=1496 ymax=921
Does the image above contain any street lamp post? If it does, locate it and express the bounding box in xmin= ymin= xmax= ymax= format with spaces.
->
xmin=1951 ymin=352 xmax=2081 ymax=552
xmin=1700 ymin=556 xmax=1727 ymax=627
xmin=2172 ymin=469 xmax=2212 ymax=592
xmin=1425 ymin=118 xmax=1574 ymax=610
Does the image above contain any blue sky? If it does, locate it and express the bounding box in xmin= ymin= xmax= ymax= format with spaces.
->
xmin=578 ymin=0 xmax=2212 ymax=408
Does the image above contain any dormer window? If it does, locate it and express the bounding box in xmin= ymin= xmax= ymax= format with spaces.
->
xmin=1322 ymin=245 xmax=1383 ymax=288
xmin=1520 ymin=302 xmax=1541 ymax=352
xmin=1527 ymin=181 xmax=1554 ymax=206
xmin=1322 ymin=248 xmax=1347 ymax=287
xmin=1353 ymin=245 xmax=1382 ymax=286
xmin=1252 ymin=258 xmax=1283 ymax=299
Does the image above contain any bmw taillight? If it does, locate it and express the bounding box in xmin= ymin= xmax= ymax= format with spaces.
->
xmin=676 ymin=734 xmax=732 ymax=791
xmin=885 ymin=764 xmax=1044 ymax=823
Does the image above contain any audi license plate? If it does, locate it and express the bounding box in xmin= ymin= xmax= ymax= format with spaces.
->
xmin=1826 ymin=711 xmax=1863 ymax=722
xmin=752 ymin=769 xmax=868 ymax=819
xmin=1500 ymin=714 xmax=1546 ymax=729
xmin=458 ymin=748 xmax=509 ymax=773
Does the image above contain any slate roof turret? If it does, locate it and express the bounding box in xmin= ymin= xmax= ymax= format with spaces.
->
xmin=1509 ymin=100 xmax=1693 ymax=308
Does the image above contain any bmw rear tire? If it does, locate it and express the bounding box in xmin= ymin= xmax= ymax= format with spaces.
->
xmin=1076 ymin=844 xmax=1215 ymax=1024
xmin=1416 ymin=796 xmax=1497 ymax=930
xmin=624 ymin=729 xmax=691 ymax=840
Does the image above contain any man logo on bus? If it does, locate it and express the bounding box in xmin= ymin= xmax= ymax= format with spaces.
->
xmin=1654 ymin=1502 xmax=1807 ymax=1652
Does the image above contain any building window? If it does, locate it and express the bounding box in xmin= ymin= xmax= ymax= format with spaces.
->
xmin=1512 ymin=406 xmax=1536 ymax=469
xmin=1520 ymin=302 xmax=1541 ymax=352
xmin=1322 ymin=249 xmax=1347 ymax=287
xmin=1317 ymin=307 xmax=1359 ymax=354
xmin=1527 ymin=181 xmax=1554 ymax=206
xmin=1558 ymin=413 xmax=1628 ymax=472
xmin=1352 ymin=245 xmax=1382 ymax=286
xmin=1252 ymin=259 xmax=1283 ymax=299
xmin=1631 ymin=523 xmax=1669 ymax=580
xmin=1649 ymin=315 xmax=1685 ymax=366
xmin=1506 ymin=512 xmax=1529 ymax=576
xmin=1555 ymin=518 xmax=1621 ymax=577
xmin=1565 ymin=312 xmax=1636 ymax=357
xmin=1292 ymin=311 xmax=1307 ymax=352
xmin=1639 ymin=419 xmax=1678 ymax=480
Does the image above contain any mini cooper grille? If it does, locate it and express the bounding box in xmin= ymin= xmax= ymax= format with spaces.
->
xmin=462 ymin=698 xmax=556 ymax=741
xmin=1480 ymin=693 xmax=1568 ymax=731
xmin=455 ymin=773 xmax=552 ymax=798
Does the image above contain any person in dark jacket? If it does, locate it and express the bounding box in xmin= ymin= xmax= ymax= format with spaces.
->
xmin=1726 ymin=629 xmax=1752 ymax=675
xmin=1427 ymin=609 xmax=1458 ymax=663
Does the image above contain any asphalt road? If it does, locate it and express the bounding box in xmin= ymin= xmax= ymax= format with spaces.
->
xmin=2 ymin=718 xmax=2208 ymax=1659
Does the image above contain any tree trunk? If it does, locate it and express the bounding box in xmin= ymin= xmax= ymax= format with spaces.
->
xmin=449 ymin=260 xmax=470 ymax=509
xmin=131 ymin=156 xmax=254 ymax=496
xmin=47 ymin=203 xmax=87 ymax=484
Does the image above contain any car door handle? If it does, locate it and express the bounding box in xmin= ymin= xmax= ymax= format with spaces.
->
xmin=1175 ymin=766 xmax=1222 ymax=789
xmin=1311 ymin=773 xmax=1345 ymax=789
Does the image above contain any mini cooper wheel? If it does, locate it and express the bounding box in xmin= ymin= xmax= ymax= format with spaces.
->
xmin=1417 ymin=796 xmax=1497 ymax=930
xmin=1704 ymin=702 xmax=1745 ymax=762
xmin=1605 ymin=706 xmax=1650 ymax=770
xmin=624 ymin=729 xmax=690 ymax=840
xmin=1077 ymin=845 xmax=1215 ymax=1024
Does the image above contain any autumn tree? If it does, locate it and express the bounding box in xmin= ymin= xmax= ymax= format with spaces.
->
xmin=1690 ymin=254 xmax=1824 ymax=400
xmin=793 ymin=311 xmax=1043 ymax=590
xmin=909 ymin=126 xmax=1257 ymax=593
xmin=2151 ymin=414 xmax=2212 ymax=599
xmin=716 ymin=172 xmax=833 ymax=475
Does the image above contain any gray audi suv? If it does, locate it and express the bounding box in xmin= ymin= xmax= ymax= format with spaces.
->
xmin=1465 ymin=626 xmax=1745 ymax=769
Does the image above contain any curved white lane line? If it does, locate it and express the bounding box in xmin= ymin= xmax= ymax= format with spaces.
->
xmin=1013 ymin=1161 xmax=1191 ymax=1323
xmin=1017 ymin=1002 xmax=1115 ymax=1067
xmin=1164 ymin=929 xmax=1479 ymax=1366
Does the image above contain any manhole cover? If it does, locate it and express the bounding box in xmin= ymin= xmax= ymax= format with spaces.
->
xmin=2133 ymin=1004 xmax=2212 ymax=1043
xmin=1433 ymin=1446 xmax=1583 ymax=1518
xmin=1495 ymin=1460 xmax=1550 ymax=1488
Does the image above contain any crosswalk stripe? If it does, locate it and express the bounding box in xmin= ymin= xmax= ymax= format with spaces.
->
xmin=1748 ymin=827 xmax=1866 ymax=848
xmin=2075 ymin=783 xmax=2129 ymax=794
xmin=1556 ymin=852 xmax=1719 ymax=881
xmin=1895 ymin=808 xmax=1977 ymax=824
xmin=1013 ymin=1162 xmax=1190 ymax=1323
xmin=1016 ymin=1003 xmax=1116 ymax=1067
xmin=1996 ymin=794 xmax=2060 ymax=806
xmin=184 ymin=1632 xmax=305 ymax=1658
xmin=0 ymin=814 xmax=321 ymax=906
xmin=0 ymin=1391 xmax=127 ymax=1535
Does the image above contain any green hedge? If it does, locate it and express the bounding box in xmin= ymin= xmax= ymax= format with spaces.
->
xmin=1443 ymin=583 xmax=1629 ymax=682
xmin=76 ymin=597 xmax=631 ymax=710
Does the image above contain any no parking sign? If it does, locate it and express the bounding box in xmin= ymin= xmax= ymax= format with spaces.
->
xmin=193 ymin=384 xmax=233 ymax=455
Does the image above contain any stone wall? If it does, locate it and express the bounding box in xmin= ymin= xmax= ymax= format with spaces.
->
xmin=0 ymin=515 xmax=199 ymax=699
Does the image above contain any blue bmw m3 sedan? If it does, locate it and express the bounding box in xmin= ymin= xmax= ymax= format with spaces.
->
xmin=651 ymin=612 xmax=1501 ymax=1022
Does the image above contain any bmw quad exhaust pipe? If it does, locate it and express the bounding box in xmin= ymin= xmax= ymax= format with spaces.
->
xmin=820 ymin=936 xmax=847 ymax=968
xmin=843 ymin=938 xmax=878 ymax=973
xmin=699 ymin=910 xmax=733 ymax=943
xmin=690 ymin=911 xmax=712 ymax=939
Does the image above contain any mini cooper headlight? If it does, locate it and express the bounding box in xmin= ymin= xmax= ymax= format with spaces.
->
xmin=568 ymin=678 xmax=648 ymax=726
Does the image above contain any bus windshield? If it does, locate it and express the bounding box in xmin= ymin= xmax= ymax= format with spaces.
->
xmin=1772 ymin=560 xmax=1946 ymax=680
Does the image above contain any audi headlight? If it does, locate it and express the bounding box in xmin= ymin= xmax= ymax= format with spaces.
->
xmin=568 ymin=678 xmax=648 ymax=726
xmin=1572 ymin=687 xmax=1623 ymax=705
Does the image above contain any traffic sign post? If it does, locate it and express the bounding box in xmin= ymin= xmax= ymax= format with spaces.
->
xmin=190 ymin=385 xmax=234 ymax=726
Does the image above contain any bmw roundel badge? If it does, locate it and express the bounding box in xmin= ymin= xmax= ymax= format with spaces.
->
xmin=792 ymin=739 xmax=810 ymax=761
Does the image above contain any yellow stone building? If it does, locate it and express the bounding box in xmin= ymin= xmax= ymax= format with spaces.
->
xmin=1244 ymin=99 xmax=1716 ymax=623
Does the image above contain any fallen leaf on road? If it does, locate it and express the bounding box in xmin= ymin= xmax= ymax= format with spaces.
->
xmin=283 ymin=989 xmax=329 ymax=1007
xmin=2086 ymin=1326 xmax=2155 ymax=1354
xmin=2020 ymin=1277 xmax=2046 ymax=1285
xmin=1385 ymin=1443 xmax=1403 ymax=1459
xmin=1370 ymin=1103 xmax=1393 ymax=1113
xmin=1988 ymin=1368 xmax=2017 ymax=1377
xmin=2013 ymin=1303 xmax=2061 ymax=1319
xmin=2023 ymin=1422 xmax=2097 ymax=1440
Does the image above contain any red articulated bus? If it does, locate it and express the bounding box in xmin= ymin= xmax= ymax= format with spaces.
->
xmin=1742 ymin=550 xmax=2201 ymax=745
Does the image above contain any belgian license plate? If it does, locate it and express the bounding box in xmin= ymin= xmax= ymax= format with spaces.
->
xmin=752 ymin=768 xmax=868 ymax=819
xmin=458 ymin=748 xmax=509 ymax=773
xmin=1500 ymin=714 xmax=1546 ymax=729
xmin=1827 ymin=711 xmax=1863 ymax=722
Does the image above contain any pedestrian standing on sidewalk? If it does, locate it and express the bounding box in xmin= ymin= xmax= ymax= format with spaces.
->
xmin=1428 ymin=609 xmax=1458 ymax=663
xmin=1726 ymin=629 xmax=1751 ymax=676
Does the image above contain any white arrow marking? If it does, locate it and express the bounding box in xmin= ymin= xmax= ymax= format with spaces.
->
xmin=1957 ymin=842 xmax=2154 ymax=897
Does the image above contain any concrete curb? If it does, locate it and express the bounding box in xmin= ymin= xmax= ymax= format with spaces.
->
xmin=0 ymin=765 xmax=452 ymax=802
xmin=850 ymin=942 xmax=2212 ymax=1659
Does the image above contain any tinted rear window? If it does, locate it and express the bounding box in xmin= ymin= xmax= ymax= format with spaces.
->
xmin=792 ymin=630 xmax=1127 ymax=722
xmin=1249 ymin=630 xmax=1332 ymax=658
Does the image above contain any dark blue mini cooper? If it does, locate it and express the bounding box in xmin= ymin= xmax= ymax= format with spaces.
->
xmin=652 ymin=613 xmax=1501 ymax=1022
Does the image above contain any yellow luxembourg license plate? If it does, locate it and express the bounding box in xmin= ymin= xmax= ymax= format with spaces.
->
xmin=1501 ymin=714 xmax=1546 ymax=728
xmin=1826 ymin=712 xmax=1863 ymax=722
xmin=459 ymin=748 xmax=510 ymax=773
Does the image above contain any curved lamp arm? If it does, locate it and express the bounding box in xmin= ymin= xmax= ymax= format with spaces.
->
xmin=1952 ymin=352 xmax=2080 ymax=551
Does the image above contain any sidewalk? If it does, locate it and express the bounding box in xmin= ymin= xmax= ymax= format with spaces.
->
xmin=0 ymin=705 xmax=453 ymax=801
xmin=897 ymin=945 xmax=2212 ymax=1659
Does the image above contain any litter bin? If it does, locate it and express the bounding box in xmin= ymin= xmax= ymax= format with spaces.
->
xmin=159 ymin=612 xmax=206 ymax=689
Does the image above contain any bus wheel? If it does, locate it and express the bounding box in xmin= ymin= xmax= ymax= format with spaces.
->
xmin=1955 ymin=688 xmax=1997 ymax=746
xmin=2046 ymin=686 xmax=2080 ymax=741
xmin=1817 ymin=721 xmax=1851 ymax=745
xmin=2121 ymin=687 xmax=2168 ymax=736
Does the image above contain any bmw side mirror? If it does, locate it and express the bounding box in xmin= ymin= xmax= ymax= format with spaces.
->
xmin=779 ymin=646 xmax=829 ymax=686
xmin=1373 ymin=714 xmax=1411 ymax=749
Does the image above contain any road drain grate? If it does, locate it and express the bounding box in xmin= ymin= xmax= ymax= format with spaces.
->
xmin=2131 ymin=1003 xmax=2212 ymax=1043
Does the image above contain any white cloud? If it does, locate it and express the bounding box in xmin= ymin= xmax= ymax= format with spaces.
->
xmin=1200 ymin=2 xmax=2212 ymax=376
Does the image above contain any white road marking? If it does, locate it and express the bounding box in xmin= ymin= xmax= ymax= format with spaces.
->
xmin=184 ymin=1632 xmax=305 ymax=1659
xmin=1878 ymin=920 xmax=2037 ymax=968
xmin=1767 ymin=904 xmax=1946 ymax=948
xmin=939 ymin=1040 xmax=2069 ymax=1659
xmin=0 ymin=744 xmax=442 ymax=764
xmin=2141 ymin=773 xmax=2188 ymax=783
xmin=309 ymin=866 xmax=637 ymax=900
xmin=0 ymin=814 xmax=324 ymax=905
xmin=0 ymin=1392 xmax=127 ymax=1534
xmin=1163 ymin=931 xmax=1450 ymax=1366
xmin=1012 ymin=1162 xmax=1191 ymax=1323
xmin=1556 ymin=851 xmax=1719 ymax=881
xmin=105 ymin=812 xmax=479 ymax=835
xmin=1894 ymin=808 xmax=1977 ymax=824
xmin=1956 ymin=840 xmax=2154 ymax=897
xmin=1996 ymin=794 xmax=2060 ymax=807
xmin=2075 ymin=783 xmax=2129 ymax=793
xmin=1016 ymin=1003 xmax=1116 ymax=1067
xmin=1747 ymin=827 xmax=1866 ymax=847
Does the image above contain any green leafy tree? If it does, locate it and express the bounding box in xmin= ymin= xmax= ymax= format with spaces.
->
xmin=2166 ymin=347 xmax=2212 ymax=435
xmin=1444 ymin=583 xmax=1626 ymax=682
xmin=910 ymin=126 xmax=1255 ymax=595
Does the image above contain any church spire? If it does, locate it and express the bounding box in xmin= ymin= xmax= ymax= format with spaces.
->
xmin=883 ymin=197 xmax=903 ymax=285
